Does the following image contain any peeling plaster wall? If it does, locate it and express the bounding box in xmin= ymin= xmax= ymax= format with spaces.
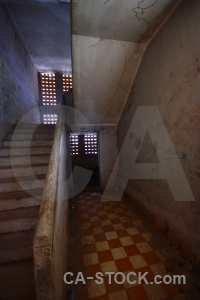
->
xmin=72 ymin=34 xmax=145 ymax=124
xmin=0 ymin=1 xmax=40 ymax=143
xmin=71 ymin=0 xmax=181 ymax=125
xmin=71 ymin=0 xmax=182 ymax=190
xmin=117 ymin=0 xmax=200 ymax=259
xmin=72 ymin=35 xmax=142 ymax=188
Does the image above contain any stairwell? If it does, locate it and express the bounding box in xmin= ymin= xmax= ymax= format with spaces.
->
xmin=0 ymin=124 xmax=55 ymax=300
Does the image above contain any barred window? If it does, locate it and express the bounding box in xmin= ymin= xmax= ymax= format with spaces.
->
xmin=70 ymin=134 xmax=79 ymax=155
xmin=40 ymin=73 xmax=56 ymax=105
xmin=43 ymin=114 xmax=57 ymax=124
xmin=84 ymin=134 xmax=98 ymax=154
xmin=62 ymin=74 xmax=72 ymax=92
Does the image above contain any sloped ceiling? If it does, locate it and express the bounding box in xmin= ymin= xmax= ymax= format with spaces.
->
xmin=73 ymin=0 xmax=176 ymax=43
xmin=3 ymin=0 xmax=71 ymax=72
xmin=72 ymin=0 xmax=182 ymax=125
xmin=3 ymin=0 xmax=182 ymax=124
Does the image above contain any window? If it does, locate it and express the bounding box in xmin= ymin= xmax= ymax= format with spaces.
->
xmin=43 ymin=114 xmax=57 ymax=124
xmin=84 ymin=134 xmax=98 ymax=154
xmin=70 ymin=134 xmax=79 ymax=155
xmin=40 ymin=72 xmax=73 ymax=125
xmin=62 ymin=74 xmax=72 ymax=92
xmin=40 ymin=73 xmax=56 ymax=105
xmin=69 ymin=133 xmax=98 ymax=156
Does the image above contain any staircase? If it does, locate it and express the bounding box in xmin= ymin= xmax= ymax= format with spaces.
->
xmin=0 ymin=124 xmax=55 ymax=300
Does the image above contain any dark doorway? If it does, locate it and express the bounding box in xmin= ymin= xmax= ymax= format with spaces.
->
xmin=70 ymin=133 xmax=99 ymax=187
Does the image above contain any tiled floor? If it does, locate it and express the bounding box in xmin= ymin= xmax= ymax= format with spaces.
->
xmin=67 ymin=188 xmax=199 ymax=300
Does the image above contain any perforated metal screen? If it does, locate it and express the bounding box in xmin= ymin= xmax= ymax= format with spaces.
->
xmin=70 ymin=133 xmax=98 ymax=156
xmin=40 ymin=73 xmax=57 ymax=106
xmin=62 ymin=74 xmax=72 ymax=92
xmin=43 ymin=114 xmax=57 ymax=124
xmin=84 ymin=134 xmax=98 ymax=154
xmin=40 ymin=72 xmax=73 ymax=125
xmin=70 ymin=134 xmax=79 ymax=155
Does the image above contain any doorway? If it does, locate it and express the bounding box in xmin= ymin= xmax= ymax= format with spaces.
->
xmin=70 ymin=132 xmax=99 ymax=187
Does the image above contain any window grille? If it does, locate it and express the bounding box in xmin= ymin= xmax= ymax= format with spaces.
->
xmin=84 ymin=134 xmax=98 ymax=154
xmin=43 ymin=114 xmax=57 ymax=124
xmin=40 ymin=73 xmax=57 ymax=105
xmin=70 ymin=134 xmax=79 ymax=155
xmin=62 ymin=74 xmax=72 ymax=92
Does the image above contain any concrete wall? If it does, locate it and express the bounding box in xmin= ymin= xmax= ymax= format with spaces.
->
xmin=99 ymin=126 xmax=118 ymax=190
xmin=6 ymin=1 xmax=71 ymax=73
xmin=0 ymin=1 xmax=40 ymax=143
xmin=117 ymin=0 xmax=200 ymax=260
xmin=71 ymin=1 xmax=182 ymax=195
xmin=71 ymin=0 xmax=181 ymax=125
xmin=72 ymin=34 xmax=145 ymax=124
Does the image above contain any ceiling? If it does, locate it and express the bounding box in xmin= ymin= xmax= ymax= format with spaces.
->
xmin=72 ymin=0 xmax=178 ymax=43
xmin=3 ymin=0 xmax=179 ymax=73
xmin=4 ymin=0 xmax=71 ymax=72
xmin=3 ymin=0 xmax=181 ymax=125
xmin=72 ymin=0 xmax=181 ymax=125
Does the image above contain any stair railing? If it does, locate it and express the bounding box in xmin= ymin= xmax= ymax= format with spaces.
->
xmin=33 ymin=92 xmax=73 ymax=300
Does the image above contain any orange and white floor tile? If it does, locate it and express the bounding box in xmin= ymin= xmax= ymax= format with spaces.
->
xmin=67 ymin=188 xmax=199 ymax=300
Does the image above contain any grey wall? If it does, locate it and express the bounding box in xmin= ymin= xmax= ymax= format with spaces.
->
xmin=117 ymin=0 xmax=200 ymax=260
xmin=0 ymin=1 xmax=40 ymax=143
xmin=6 ymin=1 xmax=72 ymax=72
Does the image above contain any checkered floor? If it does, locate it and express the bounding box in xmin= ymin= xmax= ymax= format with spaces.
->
xmin=67 ymin=189 xmax=199 ymax=300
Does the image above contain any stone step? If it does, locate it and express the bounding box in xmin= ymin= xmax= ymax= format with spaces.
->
xmin=0 ymin=206 xmax=39 ymax=222
xmin=0 ymin=188 xmax=43 ymax=201
xmin=0 ymin=230 xmax=34 ymax=264
xmin=7 ymin=133 xmax=54 ymax=141
xmin=0 ymin=174 xmax=45 ymax=184
xmin=14 ymin=127 xmax=55 ymax=134
xmin=0 ymin=217 xmax=38 ymax=234
xmin=16 ymin=124 xmax=55 ymax=130
xmin=0 ymin=246 xmax=33 ymax=264
xmin=0 ymin=179 xmax=44 ymax=193
xmin=0 ymin=230 xmax=34 ymax=251
xmin=3 ymin=140 xmax=53 ymax=147
xmin=0 ymin=259 xmax=36 ymax=299
xmin=0 ymin=165 xmax=48 ymax=179
xmin=0 ymin=196 xmax=41 ymax=211
xmin=0 ymin=155 xmax=50 ymax=166
xmin=0 ymin=207 xmax=39 ymax=234
xmin=0 ymin=147 xmax=51 ymax=157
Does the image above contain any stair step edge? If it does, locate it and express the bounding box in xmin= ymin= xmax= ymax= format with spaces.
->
xmin=0 ymin=246 xmax=33 ymax=264
xmin=0 ymin=218 xmax=38 ymax=234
